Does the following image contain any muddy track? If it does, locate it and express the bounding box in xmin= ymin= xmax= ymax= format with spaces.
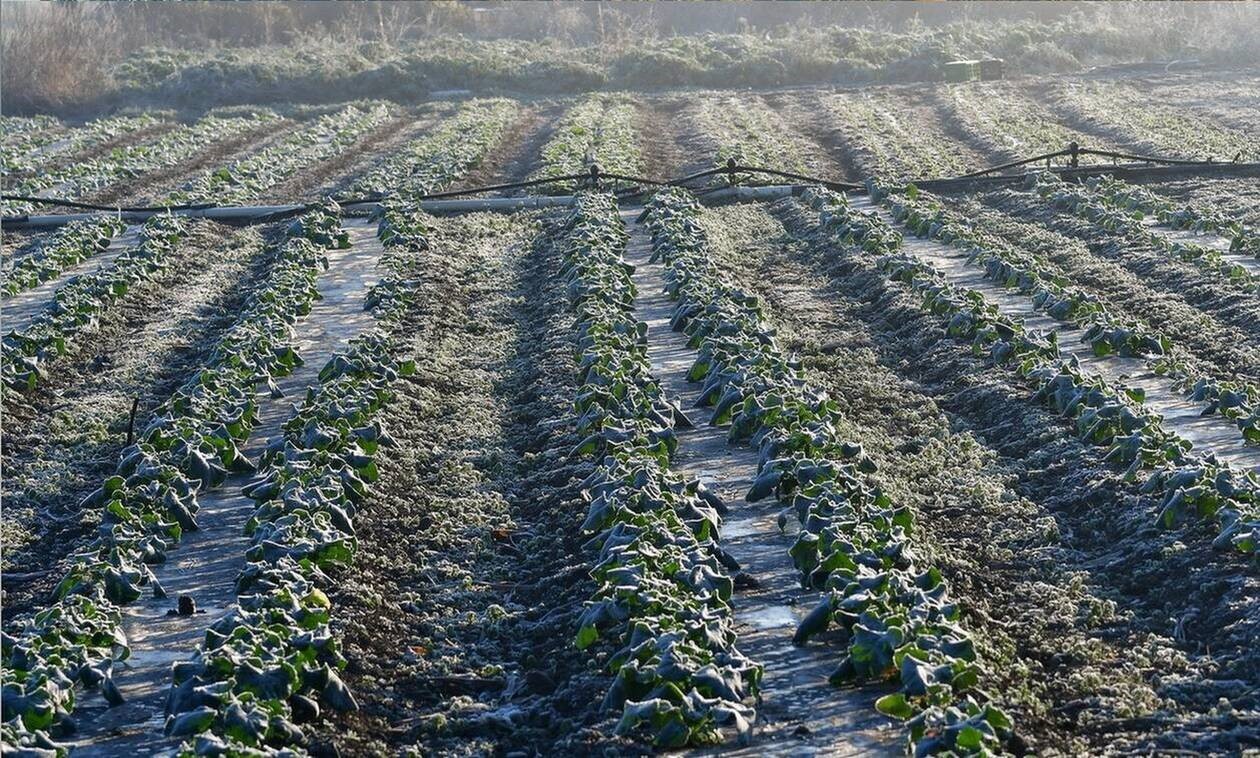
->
xmin=635 ymin=96 xmax=690 ymax=180
xmin=978 ymin=189 xmax=1260 ymax=353
xmin=315 ymin=213 xmax=622 ymax=755
xmin=951 ymin=196 xmax=1260 ymax=384
xmin=714 ymin=199 xmax=1257 ymax=755
xmin=455 ymin=101 xmax=565 ymax=193
xmin=772 ymin=92 xmax=863 ymax=184
xmin=0 ymin=223 xmax=273 ymax=620
xmin=66 ymin=218 xmax=388 ymax=754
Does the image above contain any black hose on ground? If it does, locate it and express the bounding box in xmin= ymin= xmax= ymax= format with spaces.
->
xmin=3 ymin=144 xmax=1254 ymax=225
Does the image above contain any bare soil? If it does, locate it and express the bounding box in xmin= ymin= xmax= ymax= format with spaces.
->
xmin=315 ymin=212 xmax=625 ymax=755
xmin=455 ymin=101 xmax=566 ymax=192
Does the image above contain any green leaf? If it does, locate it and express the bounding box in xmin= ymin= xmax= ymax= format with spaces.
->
xmin=955 ymin=724 xmax=986 ymax=750
xmin=874 ymin=692 xmax=914 ymax=720
xmin=575 ymin=624 xmax=598 ymax=650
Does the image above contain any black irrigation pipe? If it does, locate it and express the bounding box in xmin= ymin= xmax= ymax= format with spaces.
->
xmin=950 ymin=148 xmax=1071 ymax=180
xmin=4 ymin=144 xmax=1255 ymax=227
xmin=667 ymin=159 xmax=863 ymax=192
xmin=916 ymin=160 xmax=1260 ymax=195
xmin=952 ymin=143 xmax=1250 ymax=182
xmin=1080 ymin=146 xmax=1246 ymax=166
xmin=0 ymin=195 xmax=217 ymax=214
xmin=125 ymin=397 xmax=140 ymax=446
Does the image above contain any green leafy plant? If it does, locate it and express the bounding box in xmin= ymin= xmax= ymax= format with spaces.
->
xmin=646 ymin=187 xmax=1008 ymax=755
xmin=164 ymin=202 xmax=422 ymax=752
xmin=1 ymin=216 xmax=127 ymax=296
xmin=532 ymin=95 xmax=643 ymax=193
xmin=562 ymin=192 xmax=759 ymax=747
xmin=1026 ymin=173 xmax=1257 ymax=292
xmin=3 ymin=112 xmax=276 ymax=217
xmin=0 ymin=204 xmax=347 ymax=755
xmin=805 ymin=187 xmax=1260 ymax=559
xmin=169 ymin=104 xmax=389 ymax=206
xmin=349 ymin=98 xmax=517 ymax=197
xmin=2 ymin=214 xmax=191 ymax=392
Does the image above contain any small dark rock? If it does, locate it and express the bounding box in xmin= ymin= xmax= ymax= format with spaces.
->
xmin=177 ymin=595 xmax=196 ymax=616
xmin=1007 ymin=731 xmax=1031 ymax=756
xmin=896 ymin=438 xmax=926 ymax=455
xmin=792 ymin=724 xmax=811 ymax=737
xmin=308 ymin=740 xmax=341 ymax=758
xmin=733 ymin=572 xmax=761 ymax=590
xmin=290 ymin=694 xmax=320 ymax=723
xmin=525 ymin=669 xmax=556 ymax=695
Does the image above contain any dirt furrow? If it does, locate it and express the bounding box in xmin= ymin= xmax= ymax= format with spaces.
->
xmin=315 ymin=212 xmax=621 ymax=755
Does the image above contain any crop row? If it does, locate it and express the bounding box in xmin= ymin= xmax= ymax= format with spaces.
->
xmin=348 ymin=98 xmax=518 ymax=197
xmin=884 ymin=187 xmax=1259 ymax=446
xmin=166 ymin=205 xmax=421 ymax=754
xmin=1027 ymin=173 xmax=1258 ymax=292
xmin=3 ymin=112 xmax=276 ymax=217
xmin=533 ymin=95 xmax=642 ymax=191
xmin=561 ymin=192 xmax=759 ymax=746
xmin=1055 ymin=82 xmax=1257 ymax=162
xmin=689 ymin=96 xmax=810 ymax=181
xmin=941 ymin=83 xmax=1099 ymax=161
xmin=823 ymin=95 xmax=973 ymax=181
xmin=805 ymin=188 xmax=1259 ymax=559
xmin=644 ymin=187 xmax=1010 ymax=755
xmin=2 ymin=106 xmax=388 ymax=394
xmin=0 ymin=116 xmax=59 ymax=145
xmin=1 ymin=215 xmax=190 ymax=392
xmin=169 ymin=104 xmax=389 ymax=206
xmin=2 ymin=113 xmax=160 ymax=178
xmin=0 ymin=205 xmax=345 ymax=756
xmin=1077 ymin=175 xmax=1259 ymax=259
xmin=1 ymin=217 xmax=127 ymax=296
